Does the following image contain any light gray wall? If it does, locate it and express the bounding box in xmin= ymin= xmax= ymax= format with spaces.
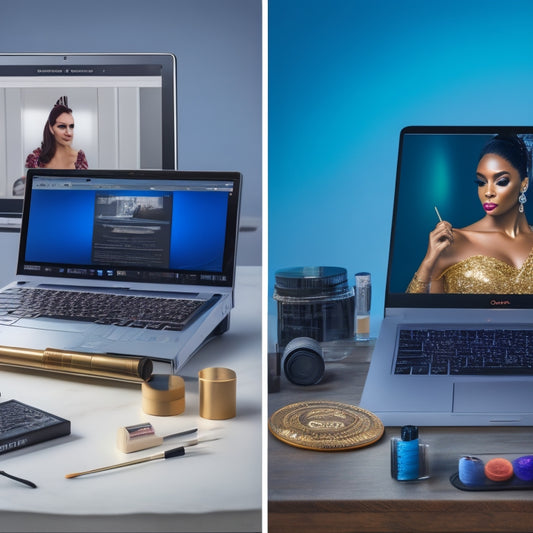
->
xmin=0 ymin=0 xmax=262 ymax=266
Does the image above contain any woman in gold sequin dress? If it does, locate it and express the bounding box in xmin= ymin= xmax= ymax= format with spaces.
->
xmin=407 ymin=134 xmax=533 ymax=294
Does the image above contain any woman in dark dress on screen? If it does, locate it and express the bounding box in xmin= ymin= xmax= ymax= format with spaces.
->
xmin=407 ymin=134 xmax=533 ymax=294
xmin=14 ymin=97 xmax=89 ymax=195
xmin=25 ymin=96 xmax=88 ymax=170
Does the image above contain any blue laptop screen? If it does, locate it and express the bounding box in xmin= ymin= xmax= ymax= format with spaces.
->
xmin=18 ymin=170 xmax=240 ymax=287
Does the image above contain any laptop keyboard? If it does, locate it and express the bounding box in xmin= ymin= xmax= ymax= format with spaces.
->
xmin=395 ymin=328 xmax=533 ymax=375
xmin=0 ymin=287 xmax=210 ymax=331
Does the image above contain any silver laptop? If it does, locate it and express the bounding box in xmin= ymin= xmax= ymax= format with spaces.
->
xmin=360 ymin=126 xmax=533 ymax=426
xmin=0 ymin=168 xmax=241 ymax=373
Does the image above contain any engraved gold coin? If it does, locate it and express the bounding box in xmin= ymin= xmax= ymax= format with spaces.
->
xmin=268 ymin=400 xmax=384 ymax=451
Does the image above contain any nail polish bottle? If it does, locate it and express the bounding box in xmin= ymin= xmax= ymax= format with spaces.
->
xmin=391 ymin=425 xmax=429 ymax=481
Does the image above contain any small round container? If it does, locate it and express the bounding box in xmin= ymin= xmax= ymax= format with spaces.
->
xmin=273 ymin=266 xmax=355 ymax=352
xmin=452 ymin=453 xmax=533 ymax=490
xmin=142 ymin=374 xmax=185 ymax=416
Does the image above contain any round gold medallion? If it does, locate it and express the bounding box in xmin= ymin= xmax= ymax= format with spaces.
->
xmin=268 ymin=400 xmax=384 ymax=451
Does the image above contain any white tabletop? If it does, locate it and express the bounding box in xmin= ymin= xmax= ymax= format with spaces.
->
xmin=0 ymin=266 xmax=261 ymax=533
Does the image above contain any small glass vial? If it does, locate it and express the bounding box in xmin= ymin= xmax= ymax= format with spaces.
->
xmin=391 ymin=425 xmax=430 ymax=481
xmin=354 ymin=272 xmax=371 ymax=341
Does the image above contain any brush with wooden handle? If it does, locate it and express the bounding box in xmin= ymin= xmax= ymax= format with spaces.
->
xmin=66 ymin=445 xmax=189 ymax=479
xmin=66 ymin=438 xmax=217 ymax=479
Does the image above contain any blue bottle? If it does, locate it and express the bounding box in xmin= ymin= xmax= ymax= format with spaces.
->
xmin=392 ymin=425 xmax=420 ymax=481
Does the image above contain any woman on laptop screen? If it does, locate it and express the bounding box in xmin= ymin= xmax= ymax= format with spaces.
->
xmin=407 ymin=134 xmax=533 ymax=294
xmin=16 ymin=96 xmax=89 ymax=195
xmin=26 ymin=96 xmax=89 ymax=170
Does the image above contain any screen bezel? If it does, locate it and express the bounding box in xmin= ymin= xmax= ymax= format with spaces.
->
xmin=0 ymin=53 xmax=177 ymax=216
xmin=386 ymin=125 xmax=533 ymax=311
xmin=19 ymin=168 xmax=241 ymax=289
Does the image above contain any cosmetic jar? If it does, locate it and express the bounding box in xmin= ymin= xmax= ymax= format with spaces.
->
xmin=273 ymin=266 xmax=355 ymax=353
xmin=451 ymin=453 xmax=533 ymax=490
xmin=142 ymin=374 xmax=185 ymax=416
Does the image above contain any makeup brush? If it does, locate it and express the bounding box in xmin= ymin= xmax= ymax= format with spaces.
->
xmin=66 ymin=445 xmax=188 ymax=479
xmin=66 ymin=438 xmax=217 ymax=479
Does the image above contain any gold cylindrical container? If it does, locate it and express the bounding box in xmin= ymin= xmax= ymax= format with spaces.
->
xmin=198 ymin=367 xmax=236 ymax=420
xmin=0 ymin=345 xmax=152 ymax=383
xmin=142 ymin=374 xmax=185 ymax=416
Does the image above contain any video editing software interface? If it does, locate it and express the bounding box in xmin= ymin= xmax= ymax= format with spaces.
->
xmin=20 ymin=175 xmax=236 ymax=287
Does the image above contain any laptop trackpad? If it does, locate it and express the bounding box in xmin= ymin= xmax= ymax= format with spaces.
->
xmin=453 ymin=382 xmax=533 ymax=413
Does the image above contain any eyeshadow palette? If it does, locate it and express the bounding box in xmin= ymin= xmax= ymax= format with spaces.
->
xmin=0 ymin=399 xmax=70 ymax=454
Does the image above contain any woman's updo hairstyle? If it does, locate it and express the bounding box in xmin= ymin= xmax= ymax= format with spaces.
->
xmin=479 ymin=134 xmax=530 ymax=180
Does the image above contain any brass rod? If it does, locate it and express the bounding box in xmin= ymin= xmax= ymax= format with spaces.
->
xmin=0 ymin=345 xmax=152 ymax=382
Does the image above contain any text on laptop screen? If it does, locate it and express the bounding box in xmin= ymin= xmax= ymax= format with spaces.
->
xmin=387 ymin=127 xmax=533 ymax=309
xmin=0 ymin=53 xmax=176 ymax=212
xmin=18 ymin=172 xmax=239 ymax=287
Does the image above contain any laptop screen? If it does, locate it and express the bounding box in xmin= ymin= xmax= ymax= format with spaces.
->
xmin=0 ymin=53 xmax=177 ymax=216
xmin=18 ymin=169 xmax=240 ymax=288
xmin=387 ymin=126 xmax=533 ymax=309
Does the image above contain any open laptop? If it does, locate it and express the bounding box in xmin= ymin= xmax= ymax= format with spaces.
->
xmin=0 ymin=168 xmax=241 ymax=374
xmin=360 ymin=126 xmax=533 ymax=426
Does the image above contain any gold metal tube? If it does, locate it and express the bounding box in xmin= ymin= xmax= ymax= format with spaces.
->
xmin=198 ymin=367 xmax=236 ymax=420
xmin=0 ymin=345 xmax=152 ymax=383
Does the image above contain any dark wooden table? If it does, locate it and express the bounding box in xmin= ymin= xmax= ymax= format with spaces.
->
xmin=268 ymin=341 xmax=533 ymax=532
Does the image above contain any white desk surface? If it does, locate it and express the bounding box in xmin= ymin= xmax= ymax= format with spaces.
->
xmin=0 ymin=266 xmax=262 ymax=533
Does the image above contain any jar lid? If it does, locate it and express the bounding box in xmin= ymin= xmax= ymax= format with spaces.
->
xmin=142 ymin=374 xmax=185 ymax=416
xmin=274 ymin=266 xmax=350 ymax=299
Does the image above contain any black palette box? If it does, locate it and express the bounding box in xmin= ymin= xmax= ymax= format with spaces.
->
xmin=0 ymin=399 xmax=70 ymax=454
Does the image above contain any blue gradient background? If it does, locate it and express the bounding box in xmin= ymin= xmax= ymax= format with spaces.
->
xmin=390 ymin=132 xmax=495 ymax=292
xmin=268 ymin=0 xmax=533 ymax=337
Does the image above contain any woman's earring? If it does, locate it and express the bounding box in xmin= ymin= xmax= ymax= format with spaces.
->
xmin=519 ymin=187 xmax=528 ymax=213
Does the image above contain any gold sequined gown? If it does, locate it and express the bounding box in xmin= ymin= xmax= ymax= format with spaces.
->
xmin=437 ymin=249 xmax=533 ymax=293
